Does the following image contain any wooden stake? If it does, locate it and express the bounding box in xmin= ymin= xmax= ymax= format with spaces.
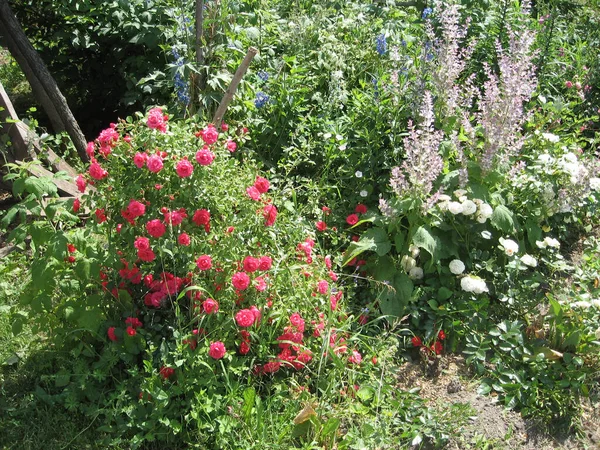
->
xmin=212 ymin=47 xmax=258 ymax=127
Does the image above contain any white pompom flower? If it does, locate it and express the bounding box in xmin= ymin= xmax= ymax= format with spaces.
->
xmin=449 ymin=259 xmax=465 ymax=275
xmin=460 ymin=275 xmax=488 ymax=294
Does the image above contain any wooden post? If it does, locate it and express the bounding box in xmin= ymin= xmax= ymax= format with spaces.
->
xmin=212 ymin=47 xmax=258 ymax=127
xmin=0 ymin=0 xmax=89 ymax=163
xmin=0 ymin=82 xmax=37 ymax=163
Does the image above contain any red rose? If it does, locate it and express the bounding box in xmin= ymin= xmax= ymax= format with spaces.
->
xmin=232 ymin=272 xmax=250 ymax=290
xmin=235 ymin=309 xmax=255 ymax=327
xmin=107 ymin=326 xmax=118 ymax=342
xmin=138 ymin=248 xmax=155 ymax=262
xmin=125 ymin=317 xmax=143 ymax=328
xmin=246 ymin=186 xmax=261 ymax=200
xmin=89 ymin=161 xmax=108 ymax=180
xmin=316 ymin=221 xmax=327 ymax=231
xmin=178 ymin=233 xmax=191 ymax=246
xmin=317 ymin=280 xmax=329 ymax=294
xmin=243 ymin=256 xmax=260 ymax=273
xmin=411 ymin=336 xmax=422 ymax=347
xmin=438 ymin=330 xmax=446 ymax=341
xmin=254 ymin=176 xmax=270 ymax=193
xmin=258 ymin=256 xmax=272 ymax=271
xmin=202 ymin=298 xmax=219 ymax=314
xmin=146 ymin=154 xmax=164 ymax=173
xmin=127 ymin=200 xmax=146 ymax=218
xmin=192 ymin=209 xmax=210 ymax=226
xmin=263 ymin=204 xmax=277 ymax=226
xmin=146 ymin=219 xmax=166 ymax=238
xmin=355 ymin=204 xmax=368 ymax=214
xmin=134 ymin=236 xmax=150 ymax=251
xmin=239 ymin=341 xmax=250 ymax=355
xmin=159 ymin=366 xmax=174 ymax=379
xmin=201 ymin=125 xmax=219 ymax=145
xmin=289 ymin=313 xmax=305 ymax=332
xmin=346 ymin=214 xmax=359 ymax=225
xmin=126 ymin=326 xmax=137 ymax=336
xmin=73 ymin=198 xmax=81 ymax=213
xmin=196 ymin=255 xmax=212 ymax=271
xmin=208 ymin=341 xmax=226 ymax=359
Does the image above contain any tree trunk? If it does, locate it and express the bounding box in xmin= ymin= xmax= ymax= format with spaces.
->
xmin=0 ymin=0 xmax=89 ymax=163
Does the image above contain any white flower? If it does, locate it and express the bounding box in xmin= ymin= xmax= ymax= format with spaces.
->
xmin=409 ymin=244 xmax=420 ymax=258
xmin=481 ymin=231 xmax=492 ymax=239
xmin=447 ymin=201 xmax=463 ymax=215
xmin=355 ymin=171 xmax=363 ymax=178
xmin=461 ymin=275 xmax=488 ymax=294
xmin=408 ymin=267 xmax=424 ymax=280
xmin=339 ymin=143 xmax=347 ymax=151
xmin=359 ymin=190 xmax=368 ymax=197
xmin=454 ymin=189 xmax=467 ymax=198
xmin=438 ymin=194 xmax=451 ymax=202
xmin=520 ymin=254 xmax=538 ymax=267
xmin=537 ymin=237 xmax=560 ymax=249
xmin=499 ymin=237 xmax=519 ymax=256
xmin=401 ymin=255 xmax=416 ymax=272
xmin=461 ymin=200 xmax=477 ymax=216
xmin=478 ymin=203 xmax=493 ymax=219
xmin=595 ymin=328 xmax=600 ymax=340
xmin=449 ymin=259 xmax=465 ymax=275
xmin=561 ymin=152 xmax=578 ymax=163
xmin=589 ymin=178 xmax=600 ymax=191
xmin=542 ymin=132 xmax=560 ymax=143
xmin=591 ymin=299 xmax=600 ymax=308
xmin=571 ymin=301 xmax=591 ymax=309
xmin=537 ymin=154 xmax=554 ymax=165
xmin=323 ymin=133 xmax=332 ymax=139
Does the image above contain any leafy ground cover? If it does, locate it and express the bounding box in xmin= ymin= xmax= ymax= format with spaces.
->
xmin=1 ymin=0 xmax=600 ymax=449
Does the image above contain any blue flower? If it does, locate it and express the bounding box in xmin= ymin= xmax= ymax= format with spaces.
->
xmin=257 ymin=70 xmax=269 ymax=82
xmin=422 ymin=7 xmax=433 ymax=19
xmin=254 ymin=92 xmax=270 ymax=108
xmin=372 ymin=77 xmax=379 ymax=99
xmin=376 ymin=34 xmax=387 ymax=56
xmin=171 ymin=48 xmax=190 ymax=106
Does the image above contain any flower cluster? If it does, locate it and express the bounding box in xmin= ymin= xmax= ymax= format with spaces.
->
xmin=71 ymin=109 xmax=344 ymax=384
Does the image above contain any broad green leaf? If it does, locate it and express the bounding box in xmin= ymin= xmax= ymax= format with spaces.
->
xmin=491 ymin=205 xmax=516 ymax=234
xmin=412 ymin=226 xmax=438 ymax=260
xmin=363 ymin=227 xmax=391 ymax=256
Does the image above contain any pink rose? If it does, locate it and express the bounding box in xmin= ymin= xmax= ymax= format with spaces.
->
xmin=195 ymin=148 xmax=215 ymax=166
xmin=202 ymin=298 xmax=219 ymax=314
xmin=243 ymin=256 xmax=260 ymax=273
xmin=235 ymin=309 xmax=255 ymax=327
xmin=178 ymin=232 xmax=191 ymax=246
xmin=146 ymin=154 xmax=164 ymax=173
xmin=133 ymin=152 xmax=147 ymax=168
xmin=208 ymin=341 xmax=226 ymax=359
xmin=196 ymin=255 xmax=212 ymax=271
xmin=201 ymin=125 xmax=219 ymax=145
xmin=146 ymin=219 xmax=166 ymax=238
xmin=258 ymin=256 xmax=272 ymax=271
xmin=246 ymin=186 xmax=261 ymax=200
xmin=176 ymin=158 xmax=194 ymax=178
xmin=232 ymin=272 xmax=250 ymax=290
xmin=89 ymin=161 xmax=108 ymax=180
xmin=254 ymin=176 xmax=270 ymax=194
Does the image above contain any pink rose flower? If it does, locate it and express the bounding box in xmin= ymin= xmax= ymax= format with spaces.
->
xmin=232 ymin=272 xmax=250 ymax=290
xmin=146 ymin=154 xmax=164 ymax=173
xmin=196 ymin=255 xmax=213 ymax=271
xmin=176 ymin=158 xmax=194 ymax=178
xmin=208 ymin=341 xmax=226 ymax=359
xmin=146 ymin=219 xmax=166 ymax=238
xmin=195 ymin=148 xmax=215 ymax=166
xmin=235 ymin=309 xmax=255 ymax=327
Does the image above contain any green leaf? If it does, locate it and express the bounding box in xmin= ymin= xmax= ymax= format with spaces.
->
xmin=242 ymin=387 xmax=256 ymax=423
xmin=491 ymin=205 xmax=516 ymax=234
xmin=363 ymin=227 xmax=391 ymax=256
xmin=412 ymin=226 xmax=438 ymax=260
xmin=321 ymin=418 xmax=340 ymax=437
xmin=379 ymin=274 xmax=413 ymax=318
xmin=356 ymin=386 xmax=375 ymax=403
xmin=343 ymin=239 xmax=376 ymax=266
xmin=437 ymin=287 xmax=453 ymax=301
xmin=55 ymin=369 xmax=71 ymax=387
xmin=562 ymin=330 xmax=582 ymax=351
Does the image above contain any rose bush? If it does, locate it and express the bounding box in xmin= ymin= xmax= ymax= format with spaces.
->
xmin=5 ymin=108 xmax=360 ymax=445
